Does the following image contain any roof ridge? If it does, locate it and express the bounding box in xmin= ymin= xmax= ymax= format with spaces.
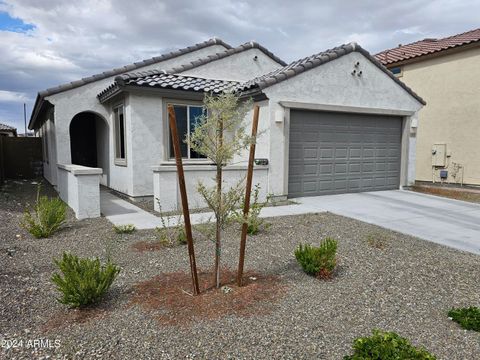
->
xmin=169 ymin=40 xmax=287 ymax=74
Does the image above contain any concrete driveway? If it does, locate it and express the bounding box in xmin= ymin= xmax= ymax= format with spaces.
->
xmin=295 ymin=190 xmax=480 ymax=255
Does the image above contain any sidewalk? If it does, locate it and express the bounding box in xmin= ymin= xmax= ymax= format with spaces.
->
xmin=100 ymin=189 xmax=322 ymax=230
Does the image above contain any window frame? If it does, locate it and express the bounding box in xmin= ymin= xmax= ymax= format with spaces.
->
xmin=165 ymin=100 xmax=207 ymax=161
xmin=113 ymin=103 xmax=127 ymax=166
xmin=390 ymin=66 xmax=403 ymax=77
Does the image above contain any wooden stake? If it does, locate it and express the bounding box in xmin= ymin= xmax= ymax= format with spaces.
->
xmin=168 ymin=104 xmax=200 ymax=295
xmin=237 ymin=105 xmax=260 ymax=286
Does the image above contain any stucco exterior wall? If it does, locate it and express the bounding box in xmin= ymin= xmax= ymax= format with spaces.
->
xmin=398 ymin=46 xmax=480 ymax=185
xmin=40 ymin=112 xmax=57 ymax=185
xmin=180 ymin=48 xmax=283 ymax=81
xmin=41 ymin=44 xmax=227 ymax=193
xmin=57 ymin=164 xmax=102 ymax=219
xmin=153 ymin=165 xmax=269 ymax=212
xmin=262 ymin=51 xmax=423 ymax=196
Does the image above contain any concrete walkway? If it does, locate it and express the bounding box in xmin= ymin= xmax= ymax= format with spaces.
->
xmin=101 ymin=189 xmax=480 ymax=255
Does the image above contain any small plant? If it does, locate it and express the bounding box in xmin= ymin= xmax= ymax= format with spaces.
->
xmin=448 ymin=306 xmax=480 ymax=331
xmin=366 ymin=232 xmax=389 ymax=249
xmin=51 ymin=252 xmax=120 ymax=308
xmin=294 ymin=238 xmax=337 ymax=278
xmin=155 ymin=199 xmax=187 ymax=246
xmin=230 ymin=184 xmax=271 ymax=235
xmin=22 ymin=186 xmax=66 ymax=238
xmin=176 ymin=226 xmax=187 ymax=245
xmin=344 ymin=329 xmax=436 ymax=360
xmin=113 ymin=224 xmax=136 ymax=234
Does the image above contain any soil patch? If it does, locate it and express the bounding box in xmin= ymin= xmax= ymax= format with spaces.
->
xmin=129 ymin=268 xmax=287 ymax=326
xmin=412 ymin=185 xmax=480 ymax=203
xmin=131 ymin=240 xmax=163 ymax=252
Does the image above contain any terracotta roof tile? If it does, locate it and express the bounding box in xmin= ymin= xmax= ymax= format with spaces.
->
xmin=375 ymin=28 xmax=480 ymax=65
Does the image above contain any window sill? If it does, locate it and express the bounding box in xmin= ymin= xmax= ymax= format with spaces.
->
xmin=161 ymin=159 xmax=213 ymax=166
xmin=114 ymin=159 xmax=127 ymax=167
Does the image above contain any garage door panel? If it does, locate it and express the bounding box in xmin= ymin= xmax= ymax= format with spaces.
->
xmin=288 ymin=110 xmax=402 ymax=198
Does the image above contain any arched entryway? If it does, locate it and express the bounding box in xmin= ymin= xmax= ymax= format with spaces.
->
xmin=69 ymin=111 xmax=109 ymax=185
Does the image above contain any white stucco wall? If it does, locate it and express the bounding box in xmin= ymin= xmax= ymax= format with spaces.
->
xmin=42 ymin=44 xmax=227 ymax=194
xmin=40 ymin=110 xmax=57 ymax=185
xmin=262 ymin=51 xmax=423 ymax=196
xmin=180 ymin=48 xmax=284 ymax=81
xmin=153 ymin=165 xmax=269 ymax=212
xmin=57 ymin=164 xmax=102 ymax=219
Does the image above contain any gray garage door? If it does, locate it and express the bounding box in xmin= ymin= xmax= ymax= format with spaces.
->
xmin=288 ymin=110 xmax=402 ymax=198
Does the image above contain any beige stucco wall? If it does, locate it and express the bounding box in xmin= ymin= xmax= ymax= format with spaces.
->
xmin=398 ymin=46 xmax=480 ymax=185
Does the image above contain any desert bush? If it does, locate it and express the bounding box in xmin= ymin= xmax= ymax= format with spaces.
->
xmin=448 ymin=306 xmax=480 ymax=331
xmin=294 ymin=238 xmax=337 ymax=278
xmin=51 ymin=252 xmax=120 ymax=308
xmin=230 ymin=184 xmax=270 ymax=235
xmin=113 ymin=224 xmax=136 ymax=234
xmin=344 ymin=329 xmax=436 ymax=360
xmin=22 ymin=187 xmax=66 ymax=238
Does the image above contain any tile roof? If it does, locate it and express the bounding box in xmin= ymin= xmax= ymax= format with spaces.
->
xmin=0 ymin=123 xmax=16 ymax=131
xmin=98 ymin=71 xmax=240 ymax=102
xmin=375 ymin=28 xmax=480 ymax=66
xmin=29 ymin=38 xmax=231 ymax=129
xmin=38 ymin=38 xmax=232 ymax=99
xmin=236 ymin=43 xmax=426 ymax=104
xmin=169 ymin=41 xmax=287 ymax=73
xmin=98 ymin=42 xmax=425 ymax=106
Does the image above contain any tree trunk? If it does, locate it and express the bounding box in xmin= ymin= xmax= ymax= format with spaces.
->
xmin=214 ymin=119 xmax=224 ymax=289
xmin=215 ymin=163 xmax=222 ymax=288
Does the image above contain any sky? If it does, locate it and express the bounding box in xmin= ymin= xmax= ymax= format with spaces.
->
xmin=0 ymin=0 xmax=479 ymax=132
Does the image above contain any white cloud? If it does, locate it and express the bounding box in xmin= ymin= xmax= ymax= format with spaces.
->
xmin=0 ymin=90 xmax=30 ymax=102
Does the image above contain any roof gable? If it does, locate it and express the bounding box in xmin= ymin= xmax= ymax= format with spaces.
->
xmin=237 ymin=43 xmax=426 ymax=105
xmin=375 ymin=28 xmax=480 ymax=66
xmin=170 ymin=41 xmax=287 ymax=74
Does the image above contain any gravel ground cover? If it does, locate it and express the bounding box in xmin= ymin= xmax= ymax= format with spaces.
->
xmin=1 ymin=180 xmax=479 ymax=359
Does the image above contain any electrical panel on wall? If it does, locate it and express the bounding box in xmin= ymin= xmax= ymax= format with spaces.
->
xmin=431 ymin=143 xmax=446 ymax=167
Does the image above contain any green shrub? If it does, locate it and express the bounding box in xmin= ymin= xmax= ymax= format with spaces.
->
xmin=448 ymin=306 xmax=480 ymax=331
xmin=113 ymin=224 xmax=136 ymax=234
xmin=344 ymin=329 xmax=436 ymax=360
xmin=294 ymin=238 xmax=337 ymax=278
xmin=22 ymin=188 xmax=66 ymax=238
xmin=51 ymin=252 xmax=120 ymax=308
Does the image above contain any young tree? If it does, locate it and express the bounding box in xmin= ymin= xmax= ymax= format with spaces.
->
xmin=189 ymin=92 xmax=253 ymax=288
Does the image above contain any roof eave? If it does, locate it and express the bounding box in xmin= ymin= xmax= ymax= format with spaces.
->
xmin=28 ymin=95 xmax=54 ymax=130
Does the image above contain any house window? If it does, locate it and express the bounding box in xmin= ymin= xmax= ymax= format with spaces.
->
xmin=114 ymin=104 xmax=126 ymax=164
xmin=390 ymin=66 xmax=402 ymax=77
xmin=168 ymin=103 xmax=206 ymax=159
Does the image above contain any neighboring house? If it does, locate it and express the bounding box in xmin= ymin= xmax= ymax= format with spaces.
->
xmin=29 ymin=38 xmax=424 ymax=218
xmin=0 ymin=123 xmax=17 ymax=137
xmin=375 ymin=28 xmax=480 ymax=186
